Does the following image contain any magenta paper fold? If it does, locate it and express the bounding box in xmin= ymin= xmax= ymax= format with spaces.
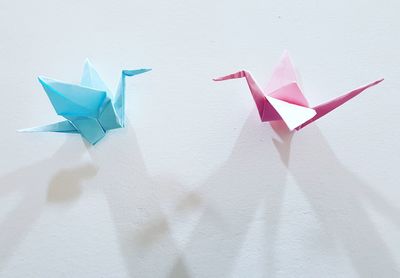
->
xmin=214 ymin=51 xmax=383 ymax=131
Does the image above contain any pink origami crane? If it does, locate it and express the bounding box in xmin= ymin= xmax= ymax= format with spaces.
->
xmin=214 ymin=51 xmax=383 ymax=131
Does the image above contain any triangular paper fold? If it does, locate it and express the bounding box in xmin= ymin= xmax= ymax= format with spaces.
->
xmin=266 ymin=96 xmax=316 ymax=130
xmin=264 ymin=50 xmax=298 ymax=94
xmin=268 ymin=82 xmax=309 ymax=107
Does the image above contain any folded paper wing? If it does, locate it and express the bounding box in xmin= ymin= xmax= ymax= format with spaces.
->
xmin=266 ymin=63 xmax=309 ymax=107
xmin=39 ymin=76 xmax=109 ymax=144
xmin=38 ymin=76 xmax=108 ymax=117
xmin=80 ymin=60 xmax=121 ymax=131
xmin=264 ymin=50 xmax=308 ymax=107
xmin=81 ymin=59 xmax=112 ymax=94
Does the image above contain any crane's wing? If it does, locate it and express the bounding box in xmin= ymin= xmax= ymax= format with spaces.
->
xmin=264 ymin=51 xmax=309 ymax=107
xmin=38 ymin=76 xmax=107 ymax=118
xmin=81 ymin=59 xmax=112 ymax=95
xmin=80 ymin=59 xmax=122 ymax=130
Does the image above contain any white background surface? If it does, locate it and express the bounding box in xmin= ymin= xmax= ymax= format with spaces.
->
xmin=1 ymin=0 xmax=399 ymax=277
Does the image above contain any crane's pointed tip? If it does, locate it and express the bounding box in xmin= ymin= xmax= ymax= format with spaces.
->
xmin=281 ymin=49 xmax=291 ymax=58
xmin=140 ymin=68 xmax=152 ymax=74
xmin=83 ymin=58 xmax=93 ymax=69
xmin=368 ymin=78 xmax=384 ymax=87
xmin=122 ymin=68 xmax=152 ymax=76
xmin=213 ymin=76 xmax=229 ymax=81
xmin=37 ymin=75 xmax=51 ymax=86
xmin=137 ymin=68 xmax=152 ymax=73
xmin=17 ymin=127 xmax=38 ymax=132
xmin=37 ymin=75 xmax=54 ymax=83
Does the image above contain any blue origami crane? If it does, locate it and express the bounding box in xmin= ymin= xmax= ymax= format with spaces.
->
xmin=19 ymin=60 xmax=151 ymax=144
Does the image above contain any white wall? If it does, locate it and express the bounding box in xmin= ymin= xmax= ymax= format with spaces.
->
xmin=1 ymin=0 xmax=399 ymax=277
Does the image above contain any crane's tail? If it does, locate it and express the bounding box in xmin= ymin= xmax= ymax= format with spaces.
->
xmin=18 ymin=120 xmax=78 ymax=133
xmin=296 ymin=78 xmax=384 ymax=130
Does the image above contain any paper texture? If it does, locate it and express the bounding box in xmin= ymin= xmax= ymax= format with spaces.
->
xmin=19 ymin=60 xmax=151 ymax=144
xmin=214 ymin=51 xmax=383 ymax=131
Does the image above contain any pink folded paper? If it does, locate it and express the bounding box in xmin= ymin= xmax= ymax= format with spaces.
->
xmin=214 ymin=51 xmax=383 ymax=131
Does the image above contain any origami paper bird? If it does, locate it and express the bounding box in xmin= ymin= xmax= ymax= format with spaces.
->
xmin=19 ymin=60 xmax=151 ymax=144
xmin=213 ymin=51 xmax=383 ymax=131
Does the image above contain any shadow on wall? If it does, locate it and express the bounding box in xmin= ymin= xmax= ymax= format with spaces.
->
xmin=287 ymin=125 xmax=400 ymax=277
xmin=3 ymin=111 xmax=399 ymax=277
xmin=99 ymin=117 xmax=285 ymax=277
xmin=166 ymin=111 xmax=290 ymax=278
xmin=0 ymin=138 xmax=97 ymax=270
xmin=167 ymin=117 xmax=400 ymax=277
xmin=88 ymin=111 xmax=290 ymax=277
xmin=47 ymin=164 xmax=98 ymax=203
xmin=87 ymin=122 xmax=187 ymax=278
xmin=87 ymin=111 xmax=400 ymax=278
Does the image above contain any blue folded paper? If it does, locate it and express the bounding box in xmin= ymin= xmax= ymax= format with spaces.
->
xmin=19 ymin=60 xmax=151 ymax=144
